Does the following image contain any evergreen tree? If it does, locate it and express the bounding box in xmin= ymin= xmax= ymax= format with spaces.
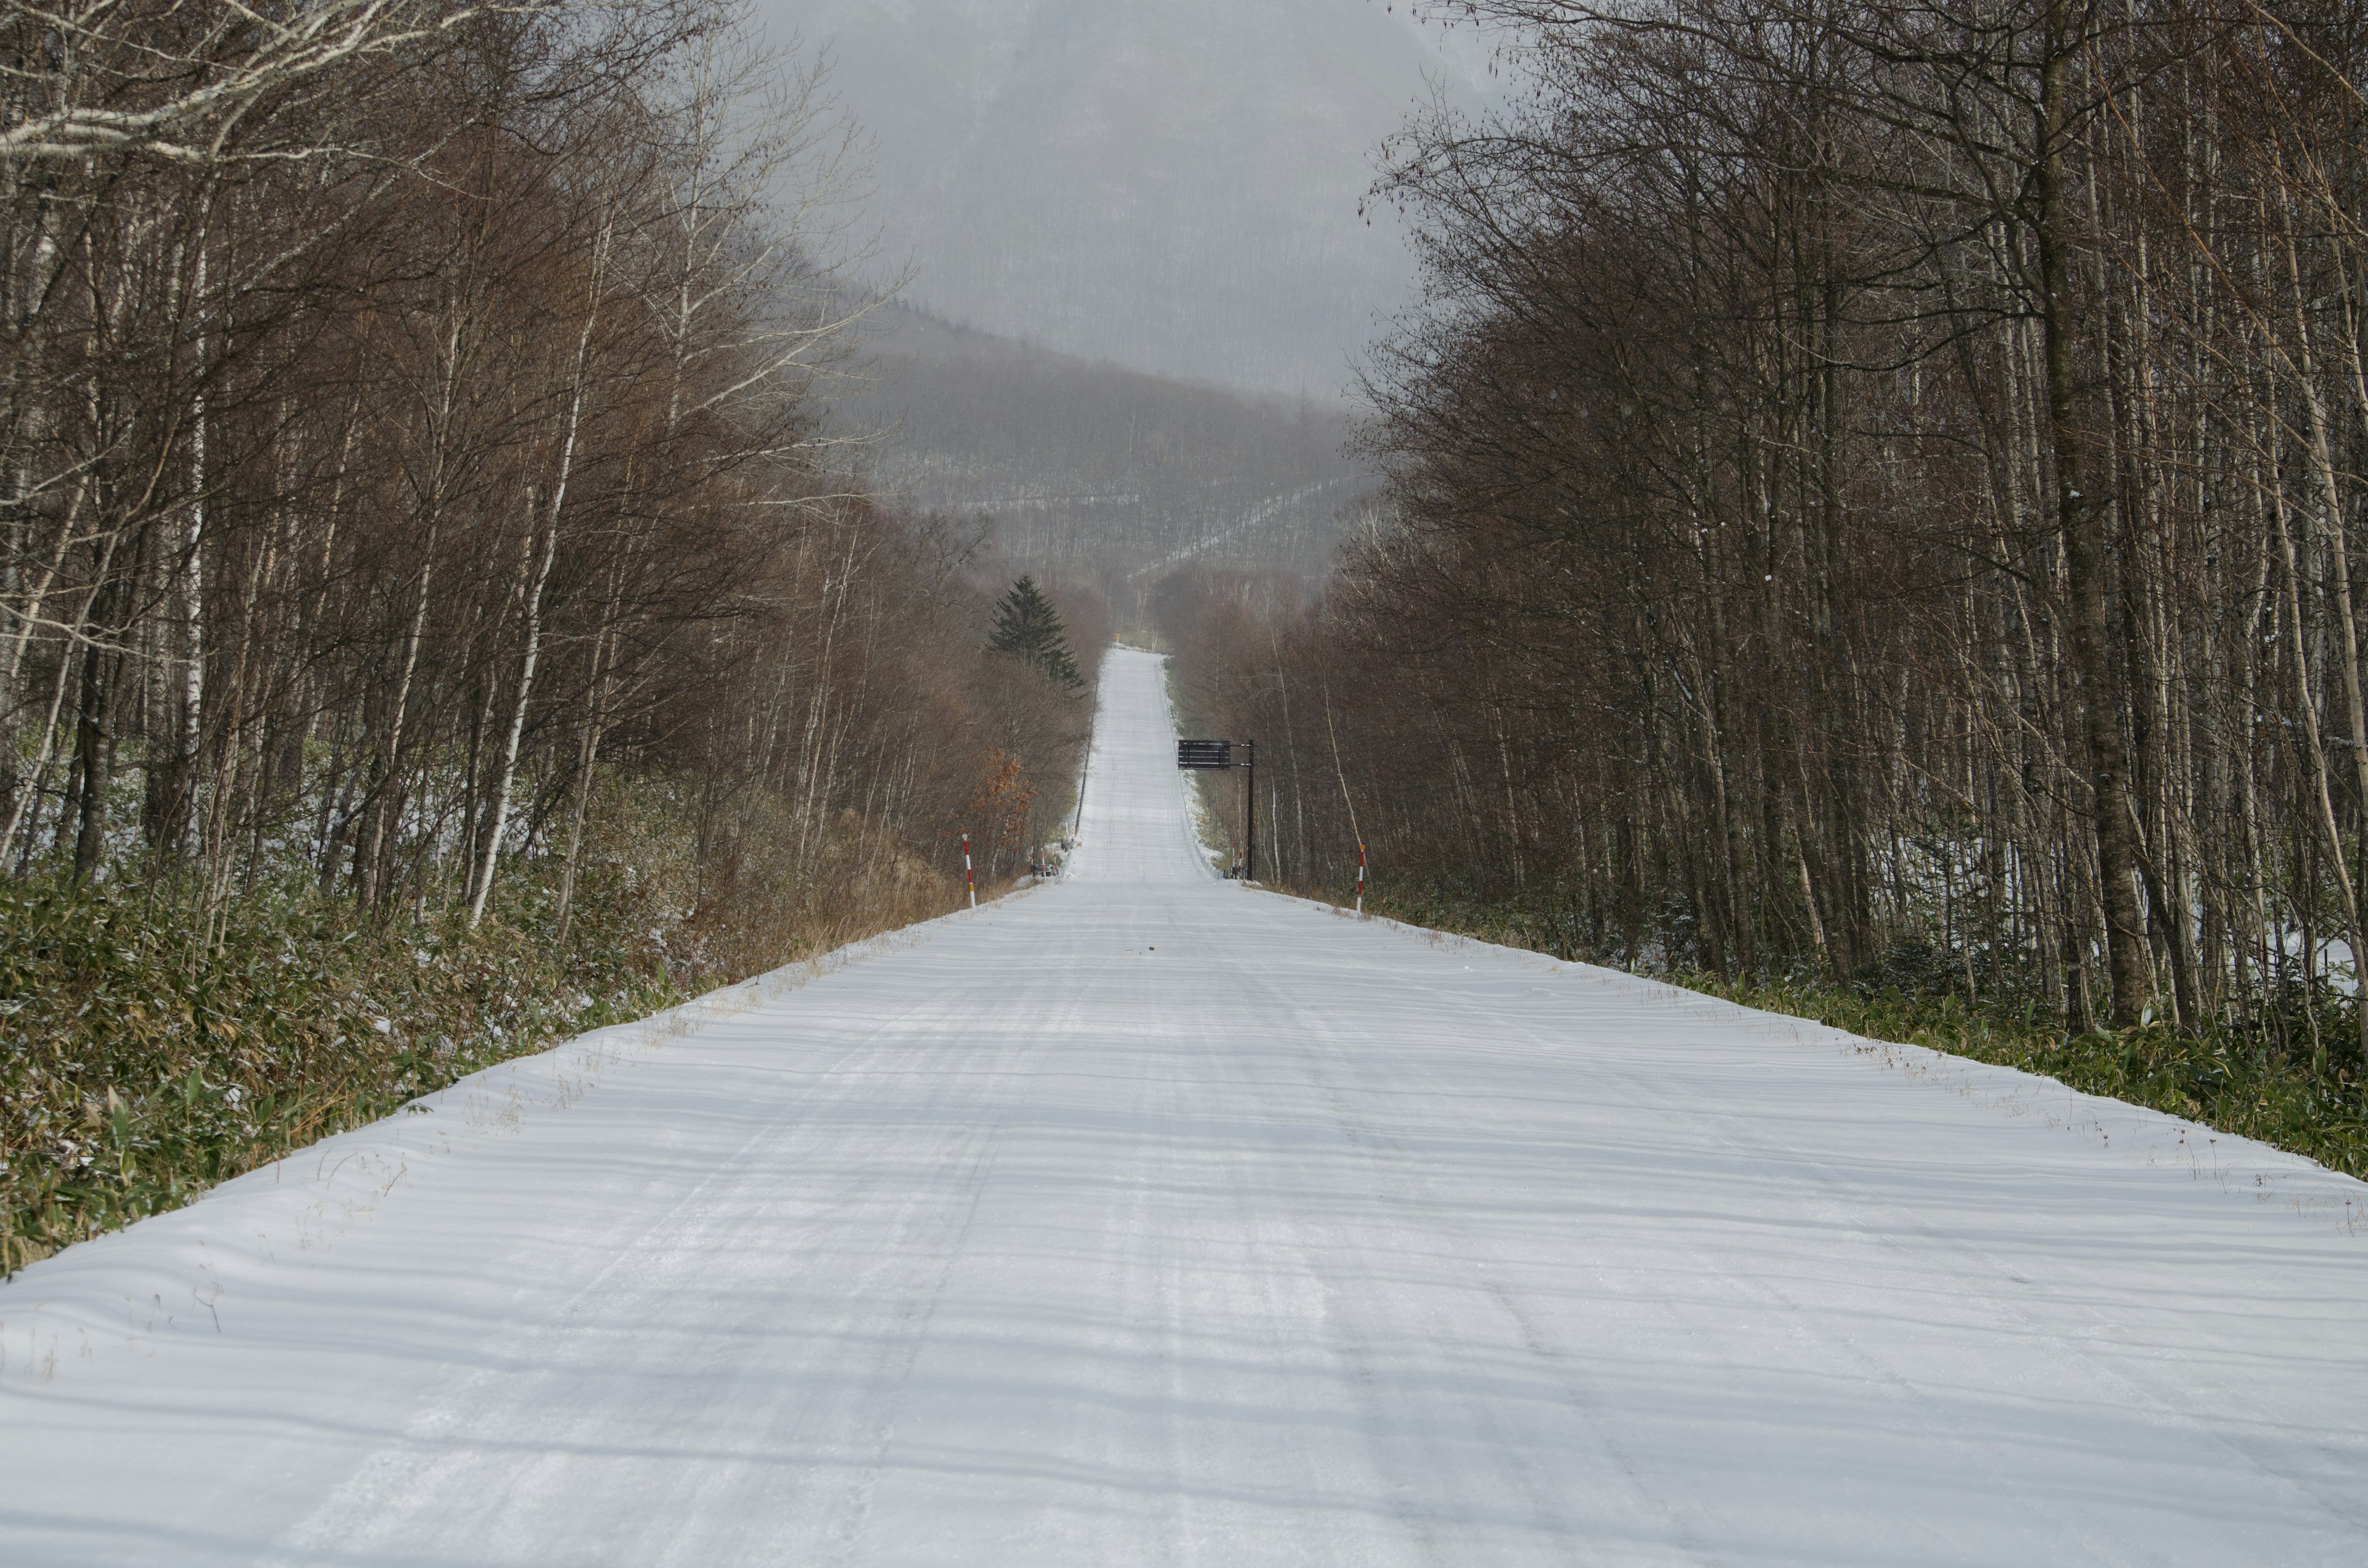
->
xmin=988 ymin=577 xmax=1084 ymax=691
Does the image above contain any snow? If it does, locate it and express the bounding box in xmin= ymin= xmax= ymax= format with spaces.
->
xmin=6 ymin=647 xmax=2368 ymax=1564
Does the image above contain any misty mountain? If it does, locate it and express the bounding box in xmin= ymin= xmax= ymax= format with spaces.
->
xmin=841 ymin=304 xmax=1378 ymax=578
xmin=762 ymin=0 xmax=1493 ymax=396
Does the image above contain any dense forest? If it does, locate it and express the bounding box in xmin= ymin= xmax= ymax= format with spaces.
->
xmin=0 ymin=0 xmax=1101 ymax=1268
xmin=1160 ymin=0 xmax=2368 ymax=1095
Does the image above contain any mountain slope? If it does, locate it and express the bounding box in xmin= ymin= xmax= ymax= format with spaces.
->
xmin=842 ymin=305 xmax=1373 ymax=575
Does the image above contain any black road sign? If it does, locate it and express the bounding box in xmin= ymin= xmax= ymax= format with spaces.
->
xmin=1177 ymin=739 xmax=1233 ymax=770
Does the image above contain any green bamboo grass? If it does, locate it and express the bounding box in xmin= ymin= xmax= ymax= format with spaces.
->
xmin=1357 ymin=884 xmax=2368 ymax=1182
xmin=0 ymin=871 xmax=688 ymax=1277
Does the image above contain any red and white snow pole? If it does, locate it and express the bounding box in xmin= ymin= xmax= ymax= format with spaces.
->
xmin=1356 ymin=842 xmax=1365 ymax=914
xmin=963 ymin=832 xmax=975 ymax=908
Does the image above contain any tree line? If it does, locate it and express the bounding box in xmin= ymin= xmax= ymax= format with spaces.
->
xmin=0 ymin=0 xmax=1100 ymax=952
xmin=1161 ymin=0 xmax=2368 ymax=1060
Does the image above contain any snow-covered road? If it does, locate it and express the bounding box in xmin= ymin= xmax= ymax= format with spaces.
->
xmin=6 ymin=647 xmax=2368 ymax=1565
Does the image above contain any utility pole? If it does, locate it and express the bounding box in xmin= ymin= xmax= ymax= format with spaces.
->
xmin=1243 ymin=738 xmax=1256 ymax=884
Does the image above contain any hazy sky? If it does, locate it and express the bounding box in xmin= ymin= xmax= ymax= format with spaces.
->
xmin=758 ymin=1 xmax=1495 ymax=398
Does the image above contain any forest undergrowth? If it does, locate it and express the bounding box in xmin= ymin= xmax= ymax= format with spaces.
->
xmin=1355 ymin=885 xmax=2368 ymax=1183
xmin=0 ymin=779 xmax=978 ymax=1278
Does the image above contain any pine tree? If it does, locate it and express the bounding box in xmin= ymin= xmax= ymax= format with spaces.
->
xmin=988 ymin=577 xmax=1084 ymax=691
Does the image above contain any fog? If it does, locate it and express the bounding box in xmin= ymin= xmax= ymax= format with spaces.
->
xmin=760 ymin=0 xmax=1494 ymax=398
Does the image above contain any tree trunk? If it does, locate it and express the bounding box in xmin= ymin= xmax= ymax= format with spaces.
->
xmin=2037 ymin=0 xmax=2149 ymax=1025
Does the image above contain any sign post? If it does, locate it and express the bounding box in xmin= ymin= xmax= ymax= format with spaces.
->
xmin=963 ymin=832 xmax=975 ymax=908
xmin=1357 ymin=842 xmax=1365 ymax=913
xmin=1177 ymin=737 xmax=1255 ymax=882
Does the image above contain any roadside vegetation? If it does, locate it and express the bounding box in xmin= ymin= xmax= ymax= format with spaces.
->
xmin=0 ymin=735 xmax=1096 ymax=1276
xmin=2 ymin=856 xmax=686 ymax=1277
xmin=1355 ymin=884 xmax=2368 ymax=1182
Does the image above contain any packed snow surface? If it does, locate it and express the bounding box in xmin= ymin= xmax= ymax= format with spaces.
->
xmin=6 ymin=648 xmax=2368 ymax=1565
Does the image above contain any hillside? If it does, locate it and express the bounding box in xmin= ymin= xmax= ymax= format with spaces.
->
xmin=841 ymin=305 xmax=1377 ymax=580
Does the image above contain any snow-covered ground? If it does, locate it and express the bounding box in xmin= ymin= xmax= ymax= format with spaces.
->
xmin=4 ymin=647 xmax=2367 ymax=1565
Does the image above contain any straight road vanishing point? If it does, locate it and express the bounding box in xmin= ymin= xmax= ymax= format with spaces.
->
xmin=4 ymin=648 xmax=2366 ymax=1566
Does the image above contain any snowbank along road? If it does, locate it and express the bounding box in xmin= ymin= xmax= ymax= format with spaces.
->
xmin=6 ymin=647 xmax=2368 ymax=1566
